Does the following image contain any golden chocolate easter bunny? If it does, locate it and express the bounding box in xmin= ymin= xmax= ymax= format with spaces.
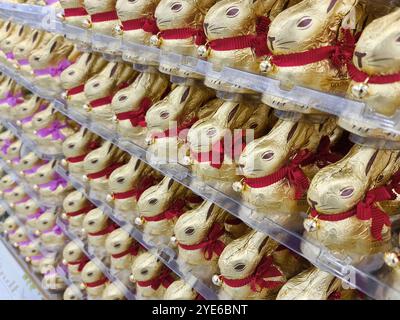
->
xmin=163 ymin=279 xmax=200 ymax=300
xmin=212 ymin=231 xmax=286 ymax=299
xmin=61 ymin=190 xmax=95 ymax=236
xmin=202 ymin=0 xmax=300 ymax=94
xmin=61 ymin=127 xmax=101 ymax=178
xmin=82 ymin=0 xmax=119 ymax=36
xmin=17 ymin=152 xmax=44 ymax=177
xmin=3 ymin=139 xmax=22 ymax=167
xmin=185 ymin=101 xmax=271 ymax=194
xmin=83 ymin=62 xmax=137 ymax=128
xmin=14 ymin=198 xmax=41 ymax=225
xmin=19 ymin=239 xmax=43 ymax=272
xmin=35 ymin=210 xmax=66 ymax=251
xmin=12 ymin=95 xmax=48 ymax=128
xmin=82 ymin=141 xmax=130 ymax=197
xmin=338 ymin=10 xmax=400 ymax=141
xmin=304 ymin=145 xmax=400 ymax=264
xmin=63 ymin=285 xmax=84 ymax=300
xmin=261 ymin=0 xmax=366 ymax=114
xmin=0 ymin=174 xmax=16 ymax=195
xmin=59 ymin=0 xmax=90 ymax=28
xmin=0 ymin=79 xmax=24 ymax=118
xmin=62 ymin=240 xmax=89 ymax=283
xmin=42 ymin=271 xmax=68 ymax=293
xmin=0 ymin=24 xmax=31 ymax=67
xmin=80 ymin=261 xmax=109 ymax=300
xmin=130 ymin=251 xmax=176 ymax=299
xmin=60 ymin=52 xmax=107 ymax=111
xmin=135 ymin=176 xmax=192 ymax=241
xmin=8 ymin=226 xmax=29 ymax=248
xmin=115 ymin=0 xmax=161 ymax=65
xmin=111 ymin=71 xmax=170 ymax=142
xmin=173 ymin=201 xmax=231 ymax=276
xmin=107 ymin=156 xmax=161 ymax=223
xmin=234 ymin=116 xmax=342 ymax=228
xmin=145 ymin=84 xmax=215 ymax=164
xmin=3 ymin=185 xmax=28 ymax=208
xmin=2 ymin=216 xmax=18 ymax=236
xmin=105 ymin=228 xmax=142 ymax=285
xmin=0 ymin=20 xmax=17 ymax=45
xmin=152 ymin=0 xmax=216 ymax=79
xmin=29 ymin=35 xmax=80 ymax=93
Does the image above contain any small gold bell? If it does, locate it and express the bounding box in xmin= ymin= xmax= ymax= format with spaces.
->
xmin=6 ymin=160 xmax=11 ymax=165
xmin=129 ymin=274 xmax=135 ymax=283
xmin=16 ymin=120 xmax=22 ymax=126
xmin=181 ymin=155 xmax=193 ymax=166
xmin=232 ymin=181 xmax=244 ymax=193
xmin=112 ymin=115 xmax=118 ymax=123
xmin=170 ymin=236 xmax=178 ymax=246
xmin=134 ymin=216 xmax=145 ymax=226
xmin=19 ymin=171 xmax=25 ymax=176
xmin=25 ymin=257 xmax=31 ymax=263
xmin=33 ymin=130 xmax=37 ymax=135
xmin=144 ymin=135 xmax=154 ymax=146
xmin=259 ymin=57 xmax=273 ymax=73
xmin=384 ymin=252 xmax=400 ymax=268
xmin=83 ymin=104 xmax=92 ymax=112
xmin=113 ymin=24 xmax=123 ymax=36
xmin=81 ymin=228 xmax=86 ymax=234
xmin=197 ymin=45 xmax=209 ymax=58
xmin=34 ymin=230 xmax=41 ymax=236
xmin=56 ymin=12 xmax=65 ymax=21
xmin=106 ymin=194 xmax=114 ymax=203
xmin=62 ymin=259 xmax=68 ymax=265
xmin=80 ymin=282 xmax=87 ymax=290
xmin=60 ymin=159 xmax=68 ymax=167
xmin=82 ymin=19 xmax=92 ymax=29
xmin=303 ymin=217 xmax=319 ymax=233
xmin=351 ymin=82 xmax=369 ymax=99
xmin=33 ymin=184 xmax=39 ymax=191
xmin=13 ymin=242 xmax=19 ymax=248
xmin=82 ymin=175 xmax=89 ymax=182
xmin=61 ymin=213 xmax=68 ymax=220
xmin=149 ymin=34 xmax=161 ymax=47
xmin=9 ymin=203 xmax=15 ymax=209
xmin=212 ymin=274 xmax=223 ymax=286
xmin=61 ymin=91 xmax=68 ymax=100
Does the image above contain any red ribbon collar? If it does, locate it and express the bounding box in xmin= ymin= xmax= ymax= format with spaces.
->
xmin=85 ymin=277 xmax=108 ymax=288
xmin=66 ymin=141 xmax=100 ymax=164
xmin=208 ymin=16 xmax=271 ymax=57
xmin=112 ymin=243 xmax=143 ymax=259
xmin=221 ymin=256 xmax=284 ymax=292
xmin=66 ymin=204 xmax=95 ymax=217
xmin=88 ymin=222 xmax=118 ymax=237
xmin=64 ymin=7 xmax=88 ymax=18
xmin=87 ymin=163 xmax=124 ymax=180
xmin=91 ymin=10 xmax=118 ymax=23
xmin=160 ymin=28 xmax=206 ymax=46
xmin=121 ymin=17 xmax=159 ymax=34
xmin=191 ymin=131 xmax=247 ymax=169
xmin=115 ymin=97 xmax=153 ymax=128
xmin=143 ymin=199 xmax=186 ymax=222
xmin=348 ymin=63 xmax=400 ymax=85
xmin=90 ymin=95 xmax=113 ymax=109
xmin=112 ymin=176 xmax=156 ymax=201
xmin=270 ymin=28 xmax=357 ymax=70
xmin=136 ymin=268 xmax=174 ymax=290
xmin=67 ymin=84 xmax=85 ymax=97
xmin=68 ymin=256 xmax=89 ymax=272
xmin=178 ymin=224 xmax=225 ymax=260
xmin=310 ymin=184 xmax=396 ymax=241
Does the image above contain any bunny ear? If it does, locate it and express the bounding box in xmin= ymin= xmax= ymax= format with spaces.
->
xmin=32 ymin=31 xmax=39 ymax=43
xmin=327 ymin=0 xmax=339 ymax=13
xmin=286 ymin=122 xmax=299 ymax=142
xmin=81 ymin=127 xmax=88 ymax=136
xmin=18 ymin=25 xmax=25 ymax=36
xmin=133 ymin=159 xmax=141 ymax=171
xmin=85 ymin=53 xmax=93 ymax=65
xmin=49 ymin=40 xmax=58 ymax=53
xmin=109 ymin=63 xmax=119 ymax=78
xmin=167 ymin=178 xmax=174 ymax=190
xmin=180 ymin=87 xmax=191 ymax=104
xmin=206 ymin=203 xmax=215 ymax=221
xmin=227 ymin=104 xmax=240 ymax=124
xmin=365 ymin=150 xmax=379 ymax=176
xmin=50 ymin=160 xmax=57 ymax=168
xmin=106 ymin=143 xmax=114 ymax=154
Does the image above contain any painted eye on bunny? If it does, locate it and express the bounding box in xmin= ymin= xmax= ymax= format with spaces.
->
xmin=92 ymin=82 xmax=100 ymax=88
xmin=170 ymin=2 xmax=183 ymax=12
xmin=160 ymin=111 xmax=169 ymax=119
xmin=297 ymin=16 xmax=313 ymax=30
xmin=206 ymin=127 xmax=217 ymax=137
xmin=39 ymin=173 xmax=44 ymax=177
xmin=88 ymin=221 xmax=95 ymax=226
xmin=234 ymin=263 xmax=246 ymax=272
xmin=261 ymin=151 xmax=274 ymax=161
xmin=340 ymin=187 xmax=354 ymax=198
xmin=396 ymin=35 xmax=400 ymax=43
xmin=226 ymin=7 xmax=239 ymax=18
xmin=117 ymin=177 xmax=125 ymax=183
xmin=184 ymin=227 xmax=195 ymax=235
xmin=119 ymin=95 xmax=127 ymax=102
xmin=141 ymin=269 xmax=148 ymax=275
xmin=68 ymin=143 xmax=75 ymax=149
xmin=113 ymin=243 xmax=121 ymax=248
xmin=22 ymin=107 xmax=27 ymax=111
xmin=148 ymin=198 xmax=158 ymax=205
xmin=91 ymin=159 xmax=98 ymax=164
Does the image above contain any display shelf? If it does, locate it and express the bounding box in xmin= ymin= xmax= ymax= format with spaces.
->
xmin=1 ymin=3 xmax=400 ymax=137
xmin=1 ymin=55 xmax=400 ymax=300
xmin=56 ymin=165 xmax=219 ymax=300
xmin=56 ymin=218 xmax=136 ymax=300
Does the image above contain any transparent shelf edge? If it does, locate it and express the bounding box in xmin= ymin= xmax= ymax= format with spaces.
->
xmin=56 ymin=165 xmax=220 ymax=300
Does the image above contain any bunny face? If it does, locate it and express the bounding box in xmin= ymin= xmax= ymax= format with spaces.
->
xmin=29 ymin=161 xmax=57 ymax=184
xmin=9 ymin=226 xmax=28 ymax=244
xmin=352 ymin=10 xmax=400 ymax=75
xmin=81 ymin=261 xmax=104 ymax=283
xmin=137 ymin=177 xmax=181 ymax=216
xmin=84 ymin=63 xmax=122 ymax=101
xmin=4 ymin=185 xmax=27 ymax=203
xmin=29 ymin=35 xmax=73 ymax=69
xmin=164 ymin=280 xmax=197 ymax=300
xmin=63 ymin=285 xmax=84 ymax=300
xmin=3 ymin=217 xmax=17 ymax=234
xmin=267 ymin=0 xmax=357 ymax=54
xmin=116 ymin=0 xmax=160 ymax=20
xmin=13 ymin=30 xmax=52 ymax=61
xmin=83 ymin=0 xmax=116 ymax=14
xmin=155 ymin=0 xmax=214 ymax=29
xmin=4 ymin=140 xmax=22 ymax=160
xmin=131 ymin=251 xmax=163 ymax=282
xmin=105 ymin=228 xmax=132 ymax=255
xmin=14 ymin=198 xmax=39 ymax=216
xmin=0 ymin=21 xmax=16 ymax=43
xmin=0 ymin=25 xmax=30 ymax=55
xmin=31 ymin=105 xmax=56 ymax=130
xmin=218 ymin=231 xmax=273 ymax=278
xmin=63 ymin=240 xmax=84 ymax=262
xmin=63 ymin=190 xmax=89 ymax=213
xmin=0 ymin=78 xmax=17 ymax=98
xmin=83 ymin=142 xmax=124 ymax=174
xmin=13 ymin=96 xmax=44 ymax=120
xmin=0 ymin=175 xmax=15 ymax=190
xmin=18 ymin=152 xmax=41 ymax=171
xmin=36 ymin=211 xmax=57 ymax=232
xmin=174 ymin=202 xmax=220 ymax=244
xmin=82 ymin=208 xmax=108 ymax=233
xmin=62 ymin=128 xmax=97 ymax=158
xmin=20 ymin=239 xmax=41 ymax=258
xmin=108 ymin=157 xmax=145 ymax=193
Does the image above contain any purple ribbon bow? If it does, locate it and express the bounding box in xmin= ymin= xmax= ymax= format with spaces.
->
xmin=0 ymin=92 xmax=14 ymax=104
xmin=46 ymin=0 xmax=59 ymax=5
xmin=1 ymin=139 xmax=12 ymax=154
xmin=19 ymin=240 xmax=31 ymax=247
xmin=20 ymin=104 xmax=48 ymax=124
xmin=38 ymin=175 xmax=67 ymax=191
xmin=7 ymin=93 xmax=23 ymax=107
xmin=5 ymin=52 xmax=14 ymax=60
xmin=27 ymin=209 xmax=45 ymax=221
xmin=34 ymin=59 xmax=71 ymax=78
xmin=30 ymin=255 xmax=44 ymax=261
xmin=15 ymin=197 xmax=30 ymax=205
xmin=18 ymin=59 xmax=29 ymax=66
xmin=11 ymin=157 xmax=20 ymax=165
xmin=36 ymin=120 xmax=67 ymax=141
xmin=43 ymin=225 xmax=63 ymax=235
xmin=3 ymin=187 xmax=14 ymax=194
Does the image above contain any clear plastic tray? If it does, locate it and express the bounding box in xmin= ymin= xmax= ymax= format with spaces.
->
xmin=56 ymin=165 xmax=220 ymax=300
xmin=2 ymin=3 xmax=400 ymax=137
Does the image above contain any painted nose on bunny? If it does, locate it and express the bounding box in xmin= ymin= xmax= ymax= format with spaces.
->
xmin=354 ymin=52 xmax=367 ymax=68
